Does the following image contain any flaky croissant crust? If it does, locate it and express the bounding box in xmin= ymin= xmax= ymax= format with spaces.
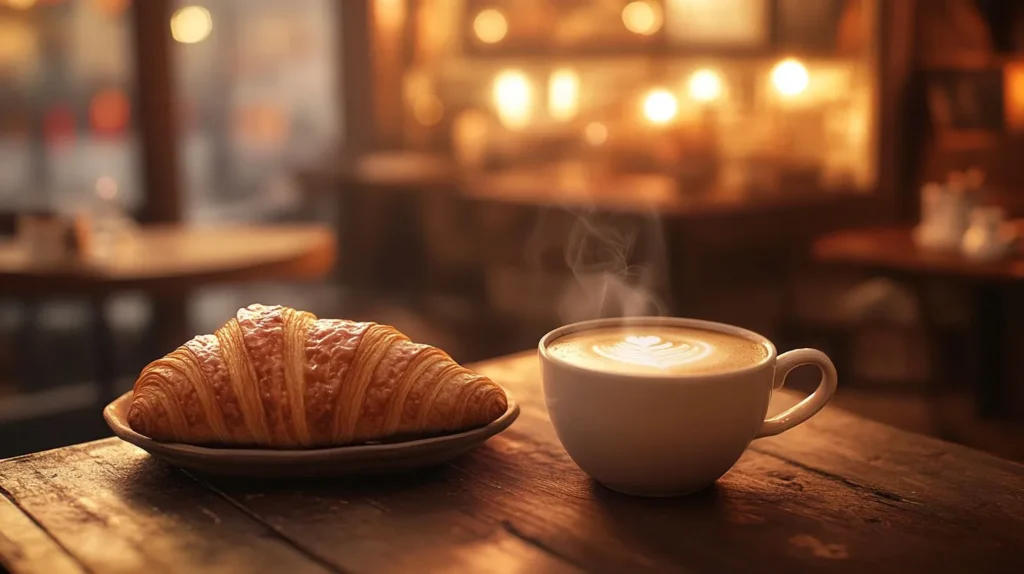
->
xmin=128 ymin=304 xmax=507 ymax=448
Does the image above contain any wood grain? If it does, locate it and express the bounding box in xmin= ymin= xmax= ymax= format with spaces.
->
xmin=753 ymin=393 xmax=1024 ymax=534
xmin=196 ymin=353 xmax=1023 ymax=573
xmin=0 ymin=441 xmax=334 ymax=574
xmin=0 ymin=495 xmax=84 ymax=574
xmin=194 ymin=470 xmax=581 ymax=574
xmin=1 ymin=352 xmax=1023 ymax=573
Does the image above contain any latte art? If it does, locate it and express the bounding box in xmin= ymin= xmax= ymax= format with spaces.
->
xmin=592 ymin=335 xmax=713 ymax=370
xmin=547 ymin=325 xmax=768 ymax=376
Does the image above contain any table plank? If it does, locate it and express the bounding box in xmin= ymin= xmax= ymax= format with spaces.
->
xmin=0 ymin=495 xmax=85 ymax=574
xmin=195 ymin=353 xmax=1021 ymax=573
xmin=0 ymin=441 xmax=335 ymax=574
xmin=2 ymin=352 xmax=1023 ymax=573
xmin=752 ymin=396 xmax=1024 ymax=531
xmin=473 ymin=353 xmax=1024 ymax=571
xmin=192 ymin=470 xmax=581 ymax=574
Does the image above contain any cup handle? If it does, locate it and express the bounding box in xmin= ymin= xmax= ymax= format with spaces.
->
xmin=756 ymin=349 xmax=838 ymax=439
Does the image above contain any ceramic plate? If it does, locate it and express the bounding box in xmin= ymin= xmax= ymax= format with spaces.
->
xmin=103 ymin=390 xmax=519 ymax=478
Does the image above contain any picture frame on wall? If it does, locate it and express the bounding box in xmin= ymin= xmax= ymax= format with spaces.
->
xmin=461 ymin=0 xmax=773 ymax=57
xmin=664 ymin=0 xmax=770 ymax=50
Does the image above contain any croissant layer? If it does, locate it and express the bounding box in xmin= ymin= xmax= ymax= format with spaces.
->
xmin=128 ymin=304 xmax=507 ymax=448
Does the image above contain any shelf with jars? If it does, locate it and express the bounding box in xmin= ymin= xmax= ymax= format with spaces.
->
xmin=371 ymin=0 xmax=881 ymax=204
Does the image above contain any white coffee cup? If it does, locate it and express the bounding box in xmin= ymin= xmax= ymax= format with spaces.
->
xmin=539 ymin=317 xmax=838 ymax=497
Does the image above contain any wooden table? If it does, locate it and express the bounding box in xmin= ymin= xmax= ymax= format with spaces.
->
xmin=813 ymin=226 xmax=1023 ymax=416
xmin=2 ymin=352 xmax=1022 ymax=573
xmin=0 ymin=225 xmax=335 ymax=401
xmin=302 ymin=151 xmax=876 ymax=217
xmin=0 ymin=224 xmax=335 ymax=296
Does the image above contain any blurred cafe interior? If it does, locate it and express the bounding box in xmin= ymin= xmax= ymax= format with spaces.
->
xmin=3 ymin=0 xmax=1024 ymax=462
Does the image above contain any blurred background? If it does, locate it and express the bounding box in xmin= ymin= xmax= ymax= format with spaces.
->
xmin=2 ymin=0 xmax=1024 ymax=462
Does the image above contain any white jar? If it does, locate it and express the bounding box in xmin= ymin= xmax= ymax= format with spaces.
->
xmin=961 ymin=206 xmax=1017 ymax=262
xmin=916 ymin=183 xmax=970 ymax=252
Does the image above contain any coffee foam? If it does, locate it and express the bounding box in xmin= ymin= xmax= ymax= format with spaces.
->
xmin=547 ymin=326 xmax=768 ymax=376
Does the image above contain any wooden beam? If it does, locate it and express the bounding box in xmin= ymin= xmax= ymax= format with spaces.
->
xmin=340 ymin=0 xmax=377 ymax=155
xmin=131 ymin=0 xmax=183 ymax=224
xmin=369 ymin=0 xmax=407 ymax=148
xmin=877 ymin=0 xmax=917 ymax=223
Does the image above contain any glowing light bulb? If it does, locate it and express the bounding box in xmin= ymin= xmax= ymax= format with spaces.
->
xmin=622 ymin=1 xmax=663 ymax=36
xmin=642 ymin=89 xmax=678 ymax=125
xmin=171 ymin=6 xmax=213 ymax=44
xmin=688 ymin=68 xmax=723 ymax=102
xmin=473 ymin=9 xmax=508 ymax=44
xmin=493 ymin=70 xmax=532 ymax=129
xmin=548 ymin=68 xmax=579 ymax=121
xmin=771 ymin=58 xmax=809 ymax=97
xmin=583 ymin=122 xmax=608 ymax=146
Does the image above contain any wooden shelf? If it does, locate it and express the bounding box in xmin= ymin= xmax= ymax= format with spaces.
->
xmin=936 ymin=129 xmax=1002 ymax=150
xmin=920 ymin=51 xmax=1024 ymax=71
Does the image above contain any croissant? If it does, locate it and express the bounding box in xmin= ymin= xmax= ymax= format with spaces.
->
xmin=128 ymin=304 xmax=508 ymax=448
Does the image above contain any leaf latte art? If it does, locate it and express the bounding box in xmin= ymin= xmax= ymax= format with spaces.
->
xmin=591 ymin=335 xmax=713 ymax=370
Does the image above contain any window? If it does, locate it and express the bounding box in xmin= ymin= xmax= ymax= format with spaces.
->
xmin=0 ymin=0 xmax=139 ymax=213
xmin=172 ymin=0 xmax=340 ymax=222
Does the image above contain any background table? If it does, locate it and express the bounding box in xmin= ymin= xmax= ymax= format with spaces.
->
xmin=0 ymin=224 xmax=335 ymax=402
xmin=812 ymin=225 xmax=1023 ymax=417
xmin=1 ymin=352 xmax=1022 ymax=573
xmin=0 ymin=224 xmax=336 ymax=295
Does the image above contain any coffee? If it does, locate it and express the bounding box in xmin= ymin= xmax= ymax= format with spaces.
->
xmin=541 ymin=317 xmax=837 ymax=496
xmin=546 ymin=325 xmax=767 ymax=376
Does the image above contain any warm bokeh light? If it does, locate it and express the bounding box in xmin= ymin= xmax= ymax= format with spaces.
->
xmin=0 ymin=19 xmax=36 ymax=69
xmin=170 ymin=6 xmax=213 ymax=45
xmin=473 ymin=9 xmax=508 ymax=44
xmin=622 ymin=1 xmax=663 ymax=36
xmin=688 ymin=68 xmax=723 ymax=102
xmin=1005 ymin=63 xmax=1024 ymax=130
xmin=771 ymin=58 xmax=810 ymax=97
xmin=374 ymin=0 xmax=405 ymax=31
xmin=642 ymin=88 xmax=678 ymax=124
xmin=413 ymin=95 xmax=444 ymax=126
xmin=452 ymin=109 xmax=490 ymax=168
xmin=548 ymin=68 xmax=579 ymax=121
xmin=6 ymin=0 xmax=36 ymax=10
xmin=89 ymin=89 xmax=130 ymax=135
xmin=583 ymin=122 xmax=608 ymax=146
xmin=493 ymin=70 xmax=532 ymax=129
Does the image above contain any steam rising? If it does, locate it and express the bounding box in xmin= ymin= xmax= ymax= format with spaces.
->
xmin=528 ymin=207 xmax=670 ymax=324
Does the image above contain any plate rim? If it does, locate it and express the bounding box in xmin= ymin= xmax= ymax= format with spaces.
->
xmin=104 ymin=388 xmax=520 ymax=460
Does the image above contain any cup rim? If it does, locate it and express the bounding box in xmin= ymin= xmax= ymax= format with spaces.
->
xmin=538 ymin=316 xmax=777 ymax=381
